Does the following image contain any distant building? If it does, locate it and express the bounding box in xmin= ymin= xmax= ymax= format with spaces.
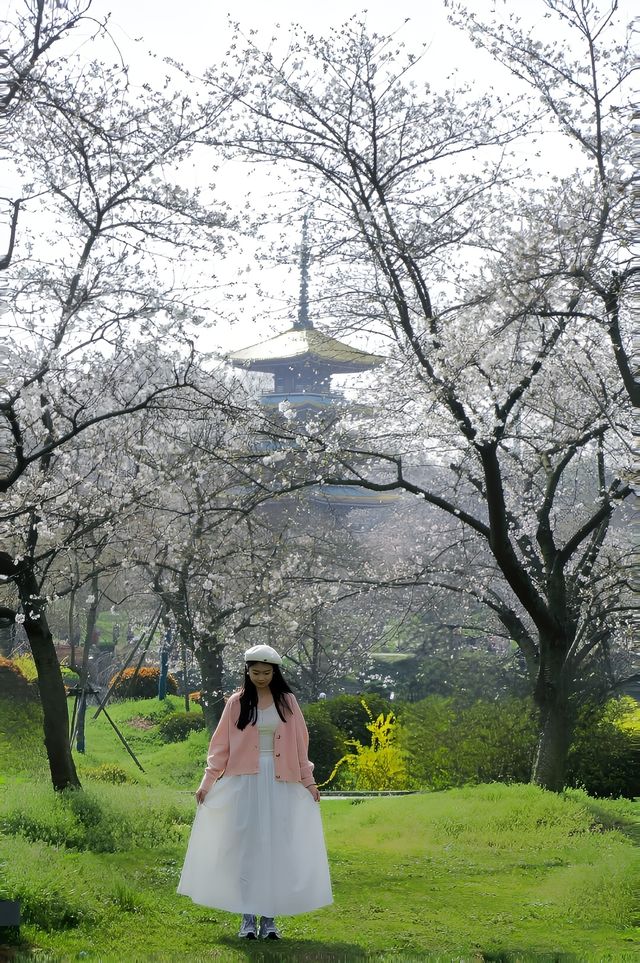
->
xmin=228 ymin=217 xmax=396 ymax=512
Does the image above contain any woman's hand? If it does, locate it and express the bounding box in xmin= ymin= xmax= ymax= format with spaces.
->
xmin=195 ymin=788 xmax=208 ymax=804
xmin=306 ymin=784 xmax=320 ymax=802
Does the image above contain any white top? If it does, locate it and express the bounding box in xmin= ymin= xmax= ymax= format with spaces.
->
xmin=257 ymin=703 xmax=280 ymax=752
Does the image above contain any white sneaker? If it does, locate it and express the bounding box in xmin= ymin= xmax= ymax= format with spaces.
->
xmin=259 ymin=916 xmax=281 ymax=940
xmin=238 ymin=914 xmax=257 ymax=939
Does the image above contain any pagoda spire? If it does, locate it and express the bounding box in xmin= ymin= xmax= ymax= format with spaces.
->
xmin=294 ymin=213 xmax=312 ymax=330
xmin=228 ymin=205 xmax=383 ymax=385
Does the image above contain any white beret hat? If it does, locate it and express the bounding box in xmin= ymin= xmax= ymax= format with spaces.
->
xmin=244 ymin=644 xmax=283 ymax=665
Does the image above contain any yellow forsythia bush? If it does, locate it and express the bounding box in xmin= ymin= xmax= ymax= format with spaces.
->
xmin=108 ymin=666 xmax=178 ymax=700
xmin=321 ymin=699 xmax=412 ymax=791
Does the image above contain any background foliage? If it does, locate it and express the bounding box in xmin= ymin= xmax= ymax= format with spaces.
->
xmin=108 ymin=667 xmax=178 ymax=701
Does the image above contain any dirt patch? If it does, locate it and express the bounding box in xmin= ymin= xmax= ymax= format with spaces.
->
xmin=127 ymin=715 xmax=156 ymax=730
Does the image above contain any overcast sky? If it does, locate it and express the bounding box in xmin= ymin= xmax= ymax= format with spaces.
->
xmin=7 ymin=1 xmax=631 ymax=357
xmin=98 ymin=0 xmax=468 ymax=74
xmin=75 ymin=0 xmax=514 ymax=354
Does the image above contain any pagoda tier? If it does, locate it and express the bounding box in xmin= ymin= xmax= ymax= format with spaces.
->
xmin=228 ymin=327 xmax=381 ymax=395
xmin=228 ymin=215 xmax=381 ymax=395
xmin=226 ymin=218 xmax=394 ymax=510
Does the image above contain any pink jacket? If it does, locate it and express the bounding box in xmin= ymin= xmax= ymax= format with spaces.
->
xmin=198 ymin=691 xmax=315 ymax=793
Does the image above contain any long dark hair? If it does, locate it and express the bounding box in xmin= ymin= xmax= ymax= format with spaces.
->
xmin=237 ymin=662 xmax=294 ymax=730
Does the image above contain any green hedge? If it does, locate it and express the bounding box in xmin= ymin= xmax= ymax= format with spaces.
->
xmin=61 ymin=666 xmax=80 ymax=687
xmin=158 ymin=711 xmax=206 ymax=743
xmin=398 ymin=695 xmax=538 ymax=791
xmin=566 ymin=697 xmax=639 ymax=799
xmin=397 ymin=694 xmax=639 ymax=798
xmin=308 ymin=693 xmax=395 ymax=743
xmin=303 ymin=707 xmax=345 ymax=784
xmin=0 ymin=657 xmax=36 ymax=701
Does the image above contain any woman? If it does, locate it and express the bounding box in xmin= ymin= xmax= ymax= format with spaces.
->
xmin=177 ymin=644 xmax=333 ymax=940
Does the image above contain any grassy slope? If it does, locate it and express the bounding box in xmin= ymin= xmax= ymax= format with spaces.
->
xmin=0 ymin=695 xmax=47 ymax=779
xmin=0 ymin=695 xmax=638 ymax=962
xmin=70 ymin=694 xmax=209 ymax=788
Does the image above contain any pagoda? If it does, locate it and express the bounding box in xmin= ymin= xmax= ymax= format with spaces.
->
xmin=228 ymin=217 xmax=381 ymax=412
xmin=228 ymin=220 xmax=396 ymax=512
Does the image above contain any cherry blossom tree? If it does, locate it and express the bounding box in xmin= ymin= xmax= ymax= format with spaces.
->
xmin=132 ymin=401 xmax=289 ymax=730
xmin=0 ymin=1 xmax=233 ymax=789
xmin=0 ymin=352 xmax=223 ymax=789
xmin=448 ymin=0 xmax=638 ymax=407
xmin=126 ymin=390 xmax=382 ymax=726
xmin=212 ymin=0 xmax=635 ymax=790
xmin=0 ymin=1 xmax=105 ymax=274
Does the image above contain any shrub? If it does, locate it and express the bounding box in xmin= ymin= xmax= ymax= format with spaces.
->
xmin=313 ymin=692 xmax=395 ymax=744
xmin=0 ymin=698 xmax=46 ymax=774
xmin=0 ymin=656 xmax=36 ymax=700
xmin=124 ymin=694 xmax=181 ymax=725
xmin=451 ymin=698 xmax=537 ymax=785
xmin=399 ymin=694 xmax=639 ymax=795
xmin=10 ymin=653 xmax=38 ymax=681
xmin=398 ymin=695 xmax=537 ymax=790
xmin=397 ymin=695 xmax=458 ymax=790
xmin=303 ymin=707 xmax=345 ymax=784
xmin=566 ymin=697 xmax=640 ymax=799
xmin=60 ymin=665 xmax=80 ymax=687
xmin=82 ymin=763 xmax=131 ymax=784
xmin=158 ymin=710 xmax=206 ymax=742
xmin=324 ymin=700 xmax=412 ymax=791
xmin=109 ymin=665 xmax=178 ymax=700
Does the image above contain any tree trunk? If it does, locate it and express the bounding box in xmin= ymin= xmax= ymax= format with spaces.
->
xmin=181 ymin=639 xmax=190 ymax=712
xmin=75 ymin=689 xmax=88 ymax=754
xmin=531 ymin=697 xmax=573 ymax=791
xmin=309 ymin=614 xmax=321 ymax=702
xmin=24 ymin=592 xmax=80 ymax=790
xmin=194 ymin=640 xmax=226 ymax=732
xmin=530 ymin=642 xmax=573 ymax=791
xmin=158 ymin=646 xmax=169 ymax=701
xmin=68 ymin=585 xmax=78 ymax=670
xmin=76 ymin=575 xmax=99 ymax=753
xmin=0 ymin=552 xmax=79 ymax=789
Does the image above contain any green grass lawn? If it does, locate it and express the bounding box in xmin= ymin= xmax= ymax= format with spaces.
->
xmin=0 ymin=695 xmax=638 ymax=962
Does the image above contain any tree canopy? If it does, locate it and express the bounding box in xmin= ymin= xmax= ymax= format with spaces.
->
xmin=1 ymin=0 xmax=635 ymax=793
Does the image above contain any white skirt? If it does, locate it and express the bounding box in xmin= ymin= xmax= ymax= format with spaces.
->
xmin=177 ymin=753 xmax=333 ymax=916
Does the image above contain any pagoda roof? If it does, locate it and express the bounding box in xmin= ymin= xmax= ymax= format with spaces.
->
xmin=228 ymin=326 xmax=382 ymax=374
